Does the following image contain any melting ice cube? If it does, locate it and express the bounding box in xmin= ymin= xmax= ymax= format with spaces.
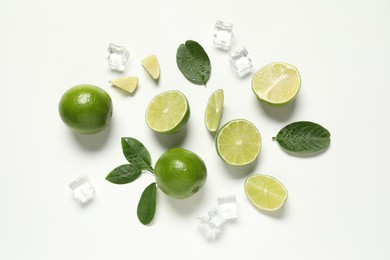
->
xmin=198 ymin=207 xmax=226 ymax=239
xmin=69 ymin=175 xmax=95 ymax=204
xmin=213 ymin=20 xmax=234 ymax=50
xmin=229 ymin=46 xmax=253 ymax=77
xmin=105 ymin=43 xmax=129 ymax=72
xmin=217 ymin=194 xmax=238 ymax=220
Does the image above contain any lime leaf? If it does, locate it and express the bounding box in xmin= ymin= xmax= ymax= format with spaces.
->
xmin=137 ymin=182 xmax=157 ymax=225
xmin=273 ymin=121 xmax=331 ymax=153
xmin=176 ymin=40 xmax=211 ymax=85
xmin=105 ymin=164 xmax=142 ymax=184
xmin=121 ymin=137 xmax=154 ymax=173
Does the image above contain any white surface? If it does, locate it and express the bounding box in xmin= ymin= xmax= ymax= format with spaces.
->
xmin=1 ymin=0 xmax=390 ymax=259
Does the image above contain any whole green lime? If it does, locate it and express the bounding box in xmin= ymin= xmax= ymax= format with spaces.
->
xmin=58 ymin=84 xmax=113 ymax=134
xmin=155 ymin=148 xmax=207 ymax=199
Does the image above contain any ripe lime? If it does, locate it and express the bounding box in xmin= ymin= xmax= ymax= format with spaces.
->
xmin=145 ymin=90 xmax=190 ymax=134
xmin=216 ymin=119 xmax=261 ymax=166
xmin=204 ymin=89 xmax=224 ymax=132
xmin=58 ymin=84 xmax=113 ymax=134
xmin=244 ymin=174 xmax=288 ymax=211
xmin=155 ymin=148 xmax=207 ymax=199
xmin=252 ymin=62 xmax=301 ymax=106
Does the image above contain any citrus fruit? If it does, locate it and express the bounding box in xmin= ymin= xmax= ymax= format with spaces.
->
xmin=154 ymin=148 xmax=207 ymax=199
xmin=145 ymin=90 xmax=190 ymax=134
xmin=216 ymin=119 xmax=261 ymax=166
xmin=204 ymin=89 xmax=224 ymax=132
xmin=58 ymin=84 xmax=113 ymax=134
xmin=244 ymin=174 xmax=288 ymax=211
xmin=109 ymin=76 xmax=138 ymax=93
xmin=252 ymin=62 xmax=301 ymax=106
xmin=141 ymin=54 xmax=160 ymax=80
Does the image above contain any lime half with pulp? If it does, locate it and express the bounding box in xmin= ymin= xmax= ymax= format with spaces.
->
xmin=252 ymin=62 xmax=301 ymax=106
xmin=145 ymin=90 xmax=190 ymax=134
xmin=216 ymin=119 xmax=261 ymax=166
xmin=245 ymin=174 xmax=288 ymax=211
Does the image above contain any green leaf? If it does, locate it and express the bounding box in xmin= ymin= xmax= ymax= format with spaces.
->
xmin=105 ymin=164 xmax=142 ymax=184
xmin=121 ymin=137 xmax=154 ymax=173
xmin=176 ymin=40 xmax=211 ymax=85
xmin=137 ymin=182 xmax=157 ymax=225
xmin=273 ymin=121 xmax=331 ymax=153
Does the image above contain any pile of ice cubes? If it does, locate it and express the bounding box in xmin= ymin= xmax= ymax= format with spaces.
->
xmin=213 ymin=20 xmax=253 ymax=77
xmin=197 ymin=194 xmax=238 ymax=239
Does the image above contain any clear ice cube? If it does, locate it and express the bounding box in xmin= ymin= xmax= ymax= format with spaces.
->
xmin=69 ymin=175 xmax=95 ymax=204
xmin=198 ymin=207 xmax=225 ymax=239
xmin=217 ymin=194 xmax=238 ymax=220
xmin=213 ymin=20 xmax=233 ymax=50
xmin=229 ymin=46 xmax=253 ymax=77
xmin=105 ymin=43 xmax=129 ymax=72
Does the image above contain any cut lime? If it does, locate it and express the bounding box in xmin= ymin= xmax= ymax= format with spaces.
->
xmin=204 ymin=89 xmax=224 ymax=132
xmin=145 ymin=90 xmax=190 ymax=134
xmin=109 ymin=77 xmax=138 ymax=93
xmin=216 ymin=119 xmax=261 ymax=166
xmin=252 ymin=62 xmax=301 ymax=106
xmin=245 ymin=174 xmax=288 ymax=211
xmin=141 ymin=54 xmax=160 ymax=80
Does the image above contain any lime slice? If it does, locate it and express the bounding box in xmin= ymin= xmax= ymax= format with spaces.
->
xmin=252 ymin=62 xmax=301 ymax=106
xmin=145 ymin=90 xmax=190 ymax=134
xmin=204 ymin=89 xmax=224 ymax=132
xmin=141 ymin=54 xmax=160 ymax=80
xmin=216 ymin=119 xmax=261 ymax=166
xmin=245 ymin=174 xmax=288 ymax=211
xmin=109 ymin=77 xmax=138 ymax=93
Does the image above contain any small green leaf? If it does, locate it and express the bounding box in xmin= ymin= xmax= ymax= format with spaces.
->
xmin=121 ymin=137 xmax=154 ymax=173
xmin=137 ymin=182 xmax=157 ymax=225
xmin=105 ymin=164 xmax=142 ymax=184
xmin=176 ymin=40 xmax=211 ymax=85
xmin=273 ymin=121 xmax=331 ymax=153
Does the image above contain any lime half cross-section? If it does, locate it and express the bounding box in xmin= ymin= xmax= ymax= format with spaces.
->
xmin=216 ymin=119 xmax=261 ymax=166
xmin=252 ymin=62 xmax=301 ymax=106
xmin=145 ymin=90 xmax=190 ymax=134
xmin=245 ymin=174 xmax=288 ymax=211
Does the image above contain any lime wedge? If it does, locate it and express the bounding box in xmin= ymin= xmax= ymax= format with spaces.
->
xmin=204 ymin=89 xmax=224 ymax=132
xmin=216 ymin=119 xmax=261 ymax=166
xmin=252 ymin=62 xmax=301 ymax=106
xmin=109 ymin=77 xmax=138 ymax=93
xmin=245 ymin=174 xmax=288 ymax=211
xmin=141 ymin=54 xmax=160 ymax=80
xmin=145 ymin=90 xmax=190 ymax=134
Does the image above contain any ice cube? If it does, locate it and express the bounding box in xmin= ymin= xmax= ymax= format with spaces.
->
xmin=105 ymin=43 xmax=129 ymax=72
xmin=229 ymin=46 xmax=253 ymax=77
xmin=213 ymin=20 xmax=233 ymax=50
xmin=69 ymin=175 xmax=95 ymax=204
xmin=198 ymin=207 xmax=225 ymax=239
xmin=217 ymin=194 xmax=238 ymax=220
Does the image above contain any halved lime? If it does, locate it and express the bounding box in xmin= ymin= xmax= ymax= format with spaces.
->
xmin=109 ymin=76 xmax=138 ymax=93
xmin=204 ymin=89 xmax=224 ymax=132
xmin=141 ymin=54 xmax=160 ymax=80
xmin=216 ymin=119 xmax=261 ymax=166
xmin=245 ymin=174 xmax=288 ymax=211
xmin=145 ymin=90 xmax=190 ymax=134
xmin=252 ymin=62 xmax=301 ymax=106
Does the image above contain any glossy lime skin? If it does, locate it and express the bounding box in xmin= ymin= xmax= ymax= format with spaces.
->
xmin=155 ymin=148 xmax=207 ymax=199
xmin=58 ymin=84 xmax=113 ymax=134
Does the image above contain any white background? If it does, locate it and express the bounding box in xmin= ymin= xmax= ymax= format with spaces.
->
xmin=1 ymin=0 xmax=389 ymax=259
